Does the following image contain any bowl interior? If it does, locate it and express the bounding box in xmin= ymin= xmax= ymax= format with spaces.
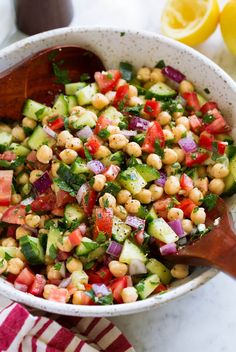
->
xmin=0 ymin=27 xmax=234 ymax=316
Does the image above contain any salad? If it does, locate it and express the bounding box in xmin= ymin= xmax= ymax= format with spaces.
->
xmin=0 ymin=60 xmax=235 ymax=306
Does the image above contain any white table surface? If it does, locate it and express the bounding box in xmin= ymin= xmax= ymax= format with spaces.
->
xmin=1 ymin=1 xmax=236 ymax=351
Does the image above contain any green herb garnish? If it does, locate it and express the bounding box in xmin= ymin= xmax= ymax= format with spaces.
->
xmin=52 ymin=62 xmax=71 ymax=85
xmin=202 ymin=193 xmax=218 ymax=211
xmin=155 ymin=60 xmax=166 ymax=69
xmin=80 ymin=73 xmax=90 ymax=82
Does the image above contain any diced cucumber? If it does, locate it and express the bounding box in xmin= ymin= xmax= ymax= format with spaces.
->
xmin=102 ymin=151 xmax=125 ymax=167
xmin=118 ymin=167 xmax=147 ymax=195
xmin=76 ymin=83 xmax=98 ymax=106
xmin=28 ymin=125 xmax=56 ymax=150
xmin=46 ymin=227 xmax=62 ymax=261
xmin=72 ymin=111 xmax=97 ymax=129
xmin=10 ymin=143 xmax=30 ymax=156
xmin=0 ymin=131 xmax=12 ymax=152
xmin=137 ymin=205 xmax=148 ymax=219
xmin=112 ymin=216 xmax=132 ymax=243
xmin=67 ymin=95 xmax=78 ymax=114
xmin=134 ymin=164 xmax=159 ymax=182
xmin=22 ymin=99 xmax=51 ymax=121
xmin=148 ymin=218 xmax=179 ymax=243
xmin=52 ymin=94 xmax=69 ymax=116
xmin=146 ymin=258 xmax=172 ymax=285
xmin=146 ymin=207 xmax=158 ymax=223
xmin=80 ymin=245 xmax=106 ymax=264
xmin=146 ymin=82 xmax=177 ymax=101
xmin=0 ymin=246 xmax=22 ymax=260
xmin=102 ymin=106 xmax=123 ymax=123
xmin=197 ymin=93 xmax=207 ymax=107
xmin=135 ymin=274 xmax=160 ymax=299
xmin=71 ymin=160 xmax=90 ymax=175
xmin=223 ymin=155 xmax=236 ymax=196
xmin=65 ymin=82 xmax=86 ymax=95
xmin=64 ymin=203 xmax=85 ymax=226
xmin=19 ymin=235 xmax=45 ymax=265
xmin=119 ymin=239 xmax=146 ymax=264
xmin=75 ymin=237 xmax=99 ymax=256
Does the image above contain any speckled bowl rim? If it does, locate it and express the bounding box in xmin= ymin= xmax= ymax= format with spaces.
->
xmin=1 ymin=26 xmax=233 ymax=316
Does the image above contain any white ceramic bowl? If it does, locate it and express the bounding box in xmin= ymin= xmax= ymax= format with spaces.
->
xmin=0 ymin=27 xmax=235 ymax=317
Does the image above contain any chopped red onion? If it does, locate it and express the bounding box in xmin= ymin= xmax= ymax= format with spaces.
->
xmin=22 ymin=224 xmax=38 ymax=234
xmin=76 ymin=183 xmax=89 ymax=204
xmin=168 ymin=219 xmax=184 ymax=237
xmin=129 ymin=259 xmax=147 ymax=275
xmin=125 ymin=216 xmax=145 ymax=229
xmin=120 ymin=130 xmax=137 ymax=137
xmin=155 ymin=171 xmax=167 ymax=187
xmin=92 ymin=283 xmax=111 ymax=296
xmin=76 ymin=126 xmax=93 ymax=140
xmin=33 ymin=171 xmax=52 ymax=195
xmin=87 ymin=160 xmax=105 ymax=174
xmin=162 ymin=65 xmax=186 ymax=83
xmin=14 ymin=282 xmax=28 ymax=292
xmin=106 ymin=241 xmax=123 ymax=258
xmin=43 ymin=125 xmax=57 ymax=139
xmin=21 ymin=197 xmax=34 ymax=206
xmin=160 ymin=243 xmax=177 ymax=256
xmin=78 ymin=223 xmax=87 ymax=235
xmin=59 ymin=276 xmax=72 ymax=288
xmin=178 ymin=137 xmax=198 ymax=153
xmin=129 ymin=116 xmax=150 ymax=131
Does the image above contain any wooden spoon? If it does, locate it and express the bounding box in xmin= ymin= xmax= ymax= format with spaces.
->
xmin=165 ymin=198 xmax=236 ymax=278
xmin=0 ymin=45 xmax=105 ymax=121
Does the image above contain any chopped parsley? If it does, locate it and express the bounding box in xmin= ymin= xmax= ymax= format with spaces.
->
xmin=120 ymin=32 xmax=126 ymax=37
xmin=155 ymin=59 xmax=166 ymax=69
xmin=4 ymin=252 xmax=13 ymax=261
xmin=52 ymin=62 xmax=71 ymax=85
xmin=203 ymin=113 xmax=215 ymax=124
xmin=123 ymin=104 xmax=143 ymax=115
xmin=80 ymin=73 xmax=90 ymax=82
xmin=84 ymin=147 xmax=93 ymax=161
xmin=98 ymin=129 xmax=110 ymax=139
xmin=154 ymin=140 xmax=164 ymax=159
xmin=25 ymin=204 xmax=32 ymax=213
xmin=49 ymin=244 xmax=57 ymax=260
xmin=54 ymin=262 xmax=62 ymax=271
xmin=204 ymin=88 xmax=210 ymax=94
xmin=96 ymin=232 xmax=107 ymax=243
xmin=202 ymin=193 xmax=218 ymax=211
xmin=119 ymin=62 xmax=133 ymax=82
xmin=54 ymin=178 xmax=76 ymax=196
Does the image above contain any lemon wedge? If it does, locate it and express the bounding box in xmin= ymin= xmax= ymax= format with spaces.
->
xmin=161 ymin=0 xmax=220 ymax=46
xmin=220 ymin=0 xmax=236 ymax=56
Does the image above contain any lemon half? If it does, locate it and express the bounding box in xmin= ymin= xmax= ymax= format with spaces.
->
xmin=161 ymin=0 xmax=220 ymax=46
xmin=220 ymin=0 xmax=236 ymax=56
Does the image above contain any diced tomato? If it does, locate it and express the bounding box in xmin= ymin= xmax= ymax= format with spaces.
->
xmin=189 ymin=115 xmax=202 ymax=133
xmin=7 ymin=225 xmax=17 ymax=238
xmin=51 ymin=207 xmax=64 ymax=217
xmin=102 ymin=165 xmax=120 ymax=181
xmin=1 ymin=205 xmax=26 ymax=225
xmin=48 ymin=115 xmax=64 ymax=130
xmin=6 ymin=273 xmax=17 ymax=284
xmin=178 ymin=199 xmax=196 ymax=218
xmin=144 ymin=100 xmax=161 ymax=118
xmin=200 ymin=101 xmax=218 ymax=115
xmin=185 ymin=152 xmax=209 ymax=167
xmin=73 ymin=290 xmax=94 ymax=305
xmin=82 ymin=188 xmax=97 ymax=217
xmin=77 ymin=148 xmax=85 ymax=159
xmin=56 ymin=189 xmax=75 ymax=208
xmin=69 ymin=228 xmax=83 ymax=247
xmin=88 ymin=266 xmax=113 ymax=285
xmin=113 ymin=83 xmax=129 ymax=110
xmin=153 ymin=198 xmax=172 ymax=214
xmin=85 ymin=135 xmax=101 ymax=155
xmin=154 ymin=283 xmax=167 ymax=294
xmin=88 ymin=271 xmax=103 ymax=284
xmin=47 ymin=287 xmax=69 ymax=303
xmin=0 ymin=170 xmax=13 ymax=206
xmin=199 ymin=132 xmax=214 ymax=150
xmin=134 ymin=228 xmax=145 ymax=246
xmin=94 ymin=69 xmax=121 ymax=94
xmin=182 ymin=92 xmax=200 ymax=113
xmin=28 ymin=274 xmax=46 ymax=296
xmin=31 ymin=190 xmax=56 ymax=213
xmin=109 ymin=276 xmax=129 ymax=304
xmin=0 ymin=151 xmax=17 ymax=161
xmin=204 ymin=109 xmax=231 ymax=135
xmin=94 ymin=115 xmax=112 ymax=135
xmin=94 ymin=207 xmax=113 ymax=239
xmin=180 ymin=174 xmax=194 ymax=192
xmin=142 ymin=121 xmax=165 ymax=153
xmin=15 ymin=267 xmax=35 ymax=286
xmin=57 ymin=250 xmax=70 ymax=261
xmin=217 ymin=141 xmax=227 ymax=155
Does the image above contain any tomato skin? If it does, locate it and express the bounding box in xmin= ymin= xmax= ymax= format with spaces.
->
xmin=74 ymin=291 xmax=94 ymax=305
xmin=2 ymin=205 xmax=26 ymax=225
xmin=154 ymin=283 xmax=167 ymax=294
xmin=47 ymin=287 xmax=69 ymax=303
xmin=7 ymin=225 xmax=17 ymax=238
xmin=113 ymin=83 xmax=130 ymax=110
xmin=82 ymin=188 xmax=97 ymax=216
xmin=182 ymin=92 xmax=200 ymax=112
xmin=178 ymin=199 xmax=196 ymax=218
xmin=217 ymin=141 xmax=227 ymax=155
xmin=69 ymin=228 xmax=83 ymax=247
xmin=185 ymin=152 xmax=209 ymax=167
xmin=180 ymin=174 xmax=194 ymax=192
xmin=200 ymin=101 xmax=218 ymax=115
xmin=31 ymin=190 xmax=56 ymax=213
xmin=102 ymin=165 xmax=120 ymax=181
xmin=0 ymin=151 xmax=16 ymax=161
xmin=94 ymin=207 xmax=113 ymax=239
xmin=15 ymin=267 xmax=35 ymax=286
xmin=142 ymin=121 xmax=165 ymax=153
xmin=88 ymin=266 xmax=113 ymax=285
xmin=95 ymin=69 xmax=121 ymax=94
xmin=0 ymin=170 xmax=13 ymax=206
xmin=85 ymin=135 xmax=101 ymax=155
xmin=109 ymin=276 xmax=129 ymax=303
xmin=153 ymin=198 xmax=171 ymax=219
xmin=94 ymin=115 xmax=111 ymax=135
xmin=28 ymin=274 xmax=46 ymax=296
xmin=144 ymin=100 xmax=161 ymax=118
xmin=56 ymin=189 xmax=75 ymax=208
xmin=51 ymin=207 xmax=64 ymax=217
xmin=204 ymin=109 xmax=231 ymax=134
xmin=189 ymin=115 xmax=202 ymax=133
xmin=199 ymin=132 xmax=214 ymax=150
xmin=48 ymin=115 xmax=64 ymax=130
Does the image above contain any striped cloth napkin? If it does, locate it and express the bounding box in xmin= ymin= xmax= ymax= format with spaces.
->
xmin=0 ymin=303 xmax=135 ymax=352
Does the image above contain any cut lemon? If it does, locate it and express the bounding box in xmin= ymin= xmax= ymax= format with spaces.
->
xmin=161 ymin=0 xmax=220 ymax=46
xmin=220 ymin=0 xmax=236 ymax=56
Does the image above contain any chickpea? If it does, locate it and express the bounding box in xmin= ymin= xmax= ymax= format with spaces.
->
xmin=182 ymin=219 xmax=193 ymax=234
xmin=91 ymin=93 xmax=109 ymax=110
xmin=11 ymin=193 xmax=22 ymax=205
xmin=29 ymin=169 xmax=44 ymax=184
xmin=94 ymin=145 xmax=111 ymax=159
xmin=176 ymin=116 xmax=190 ymax=130
xmin=99 ymin=193 xmax=116 ymax=209
xmin=163 ymin=129 xmax=174 ymax=141
xmin=12 ymin=125 xmax=26 ymax=142
xmin=121 ymin=287 xmax=138 ymax=303
xmin=128 ymin=96 xmax=143 ymax=107
xmin=92 ymin=174 xmax=106 ymax=192
xmin=128 ymin=85 xmax=138 ymax=98
xmin=41 ymin=115 xmax=49 ymax=125
xmin=173 ymin=110 xmax=183 ymax=119
xmin=108 ymin=260 xmax=128 ymax=278
xmin=66 ymin=257 xmax=83 ymax=273
xmin=146 ymin=153 xmax=162 ymax=170
xmin=150 ymin=68 xmax=165 ymax=83
xmin=211 ymin=163 xmax=229 ymax=179
xmin=179 ymin=80 xmax=194 ymax=95
xmin=43 ymin=284 xmax=57 ymax=299
xmin=189 ymin=188 xmax=203 ymax=205
xmin=65 ymin=137 xmax=83 ymax=151
xmin=107 ymin=125 xmax=120 ymax=135
xmin=57 ymin=130 xmax=73 ymax=147
xmin=105 ymin=91 xmax=116 ymax=103
xmin=149 ymin=184 xmax=163 ymax=201
xmin=114 ymin=205 xmax=128 ymax=221
xmin=135 ymin=189 xmax=152 ymax=204
xmin=172 ymin=147 xmax=185 ymax=163
xmin=198 ymin=166 xmax=207 ymax=178
xmin=162 ymin=148 xmax=178 ymax=165
xmin=171 ymin=264 xmax=189 ymax=279
xmin=1 ymin=238 xmax=17 ymax=247
xmin=194 ymin=177 xmax=209 ymax=195
xmin=117 ymin=190 xmax=132 ymax=204
xmin=190 ymin=207 xmax=206 ymax=225
xmin=167 ymin=208 xmax=184 ymax=221
xmin=25 ymin=214 xmax=41 ymax=228
xmin=59 ymin=149 xmax=78 ymax=164
xmin=164 ymin=176 xmax=180 ymax=195
xmin=57 ymin=237 xmax=73 ymax=253
xmin=16 ymin=172 xmax=29 ymax=185
xmin=206 ymin=165 xmax=214 ymax=178
xmin=125 ymin=142 xmax=142 ymax=157
xmin=71 ymin=106 xmax=86 ymax=116
xmin=36 ymin=145 xmax=53 ymax=164
xmin=22 ymin=117 xmax=37 ymax=130
xmin=158 ymin=111 xmax=171 ymax=126
xmin=125 ymin=199 xmax=141 ymax=214
xmin=209 ymin=178 xmax=225 ymax=195
xmin=51 ymin=162 xmax=60 ymax=178
xmin=172 ymin=124 xmax=187 ymax=142
xmin=47 ymin=264 xmax=63 ymax=280
xmin=109 ymin=134 xmax=128 ymax=150
xmin=0 ymin=123 xmax=11 ymax=133
xmin=0 ymin=259 xmax=7 ymax=274
xmin=7 ymin=258 xmax=24 ymax=275
xmin=137 ymin=67 xmax=151 ymax=82
xmin=16 ymin=226 xmax=30 ymax=240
